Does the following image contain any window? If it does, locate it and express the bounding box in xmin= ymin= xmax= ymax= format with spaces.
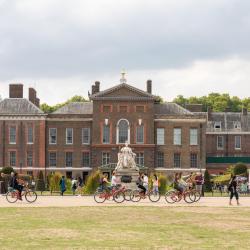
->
xmin=136 ymin=106 xmax=144 ymax=112
xmin=103 ymin=105 xmax=111 ymax=112
xmin=82 ymin=128 xmax=90 ymax=144
xmin=119 ymin=106 xmax=128 ymax=112
xmin=66 ymin=128 xmax=73 ymax=144
xmin=190 ymin=153 xmax=198 ymax=168
xmin=157 ymin=128 xmax=165 ymax=145
xmin=117 ymin=119 xmax=129 ymax=144
xmin=174 ymin=153 xmax=181 ymax=168
xmin=102 ymin=152 xmax=110 ymax=165
xmin=190 ymin=128 xmax=198 ymax=145
xmin=27 ymin=127 xmax=33 ymax=144
xmin=103 ymin=125 xmax=110 ymax=144
xmin=27 ymin=171 xmax=33 ymax=176
xmin=136 ymin=153 xmax=144 ymax=166
xmin=174 ymin=128 xmax=182 ymax=145
xmin=235 ymin=136 xmax=241 ymax=149
xmin=136 ymin=125 xmax=144 ymax=144
xmin=214 ymin=122 xmax=221 ymax=130
xmin=9 ymin=151 xmax=16 ymax=167
xmin=82 ymin=152 xmax=90 ymax=167
xmin=65 ymin=152 xmax=73 ymax=167
xmin=217 ymin=136 xmax=224 ymax=149
xmin=234 ymin=121 xmax=241 ymax=129
xmin=157 ymin=152 xmax=164 ymax=168
xmin=49 ymin=152 xmax=57 ymax=167
xmin=27 ymin=151 xmax=33 ymax=167
xmin=49 ymin=128 xmax=57 ymax=144
xmin=9 ymin=126 xmax=16 ymax=144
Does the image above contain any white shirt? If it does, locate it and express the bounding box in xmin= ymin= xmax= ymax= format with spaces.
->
xmin=143 ymin=176 xmax=149 ymax=185
xmin=111 ymin=175 xmax=117 ymax=186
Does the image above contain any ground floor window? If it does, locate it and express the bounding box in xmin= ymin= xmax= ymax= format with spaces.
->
xmin=174 ymin=153 xmax=181 ymax=168
xmin=49 ymin=152 xmax=57 ymax=167
xmin=27 ymin=171 xmax=33 ymax=176
xmin=157 ymin=152 xmax=164 ymax=168
xmin=9 ymin=151 xmax=16 ymax=167
xmin=65 ymin=152 xmax=73 ymax=167
xmin=190 ymin=153 xmax=198 ymax=168
xmin=82 ymin=152 xmax=90 ymax=167
xmin=27 ymin=151 xmax=33 ymax=167
xmin=102 ymin=152 xmax=110 ymax=165
xmin=136 ymin=152 xmax=144 ymax=166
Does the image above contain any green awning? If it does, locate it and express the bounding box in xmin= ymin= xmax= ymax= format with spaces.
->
xmin=206 ymin=157 xmax=250 ymax=164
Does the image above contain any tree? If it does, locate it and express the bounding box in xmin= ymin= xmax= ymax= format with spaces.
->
xmin=36 ymin=171 xmax=45 ymax=192
xmin=1 ymin=166 xmax=14 ymax=175
xmin=203 ymin=170 xmax=212 ymax=192
xmin=234 ymin=163 xmax=248 ymax=176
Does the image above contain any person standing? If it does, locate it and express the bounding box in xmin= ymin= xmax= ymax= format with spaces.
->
xmin=59 ymin=176 xmax=66 ymax=196
xmin=194 ymin=172 xmax=203 ymax=195
xmin=111 ymin=171 xmax=118 ymax=188
xmin=153 ymin=174 xmax=159 ymax=194
xmin=228 ymin=175 xmax=240 ymax=206
xmin=71 ymin=178 xmax=77 ymax=195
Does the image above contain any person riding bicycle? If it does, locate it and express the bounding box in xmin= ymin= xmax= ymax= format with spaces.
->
xmin=173 ymin=173 xmax=186 ymax=195
xmin=136 ymin=173 xmax=146 ymax=197
xmin=100 ymin=173 xmax=111 ymax=192
xmin=9 ymin=172 xmax=23 ymax=200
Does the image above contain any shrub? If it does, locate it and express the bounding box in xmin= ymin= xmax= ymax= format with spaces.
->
xmin=204 ymin=170 xmax=212 ymax=192
xmin=49 ymin=172 xmax=62 ymax=192
xmin=234 ymin=163 xmax=248 ymax=176
xmin=83 ymin=171 xmax=101 ymax=194
xmin=35 ymin=171 xmax=45 ymax=192
xmin=158 ymin=174 xmax=167 ymax=195
xmin=1 ymin=167 xmax=14 ymax=175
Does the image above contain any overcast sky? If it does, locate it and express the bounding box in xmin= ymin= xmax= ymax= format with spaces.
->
xmin=0 ymin=0 xmax=250 ymax=104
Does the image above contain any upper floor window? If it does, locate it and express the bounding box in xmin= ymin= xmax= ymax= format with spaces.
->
xmin=234 ymin=121 xmax=241 ymax=129
xmin=174 ymin=128 xmax=182 ymax=145
xmin=117 ymin=119 xmax=129 ymax=144
xmin=136 ymin=125 xmax=144 ymax=144
xmin=235 ymin=136 xmax=241 ymax=150
xmin=49 ymin=152 xmax=57 ymax=167
xmin=156 ymin=128 xmax=164 ymax=145
xmin=190 ymin=128 xmax=198 ymax=145
xmin=217 ymin=136 xmax=224 ymax=149
xmin=103 ymin=125 xmax=110 ymax=144
xmin=9 ymin=151 xmax=16 ymax=167
xmin=49 ymin=128 xmax=57 ymax=144
xmin=135 ymin=152 xmax=144 ymax=166
xmin=82 ymin=128 xmax=90 ymax=144
xmin=9 ymin=126 xmax=16 ymax=144
xmin=66 ymin=128 xmax=73 ymax=144
xmin=119 ymin=105 xmax=128 ymax=112
xmin=103 ymin=105 xmax=111 ymax=113
xmin=27 ymin=127 xmax=33 ymax=144
xmin=136 ymin=106 xmax=145 ymax=112
xmin=214 ymin=121 xmax=221 ymax=130
xmin=157 ymin=152 xmax=164 ymax=168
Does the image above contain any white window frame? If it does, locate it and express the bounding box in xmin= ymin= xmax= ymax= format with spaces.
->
xmin=102 ymin=152 xmax=110 ymax=165
xmin=65 ymin=152 xmax=73 ymax=167
xmin=49 ymin=152 xmax=57 ymax=167
xmin=26 ymin=151 xmax=33 ymax=167
xmin=234 ymin=121 xmax=241 ymax=130
xmin=116 ymin=119 xmax=130 ymax=144
xmin=103 ymin=125 xmax=110 ymax=144
xmin=235 ymin=136 xmax=241 ymax=150
xmin=135 ymin=152 xmax=144 ymax=166
xmin=136 ymin=125 xmax=144 ymax=144
xmin=49 ymin=128 xmax=57 ymax=145
xmin=66 ymin=128 xmax=73 ymax=145
xmin=156 ymin=128 xmax=165 ymax=145
xmin=82 ymin=128 xmax=90 ymax=145
xmin=190 ymin=128 xmax=198 ymax=146
xmin=174 ymin=128 xmax=182 ymax=145
xmin=214 ymin=121 xmax=222 ymax=130
xmin=27 ymin=126 xmax=34 ymax=144
xmin=9 ymin=126 xmax=16 ymax=144
xmin=9 ymin=151 xmax=16 ymax=167
xmin=217 ymin=135 xmax=224 ymax=150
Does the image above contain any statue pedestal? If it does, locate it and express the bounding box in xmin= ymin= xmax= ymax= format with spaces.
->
xmin=116 ymin=168 xmax=139 ymax=190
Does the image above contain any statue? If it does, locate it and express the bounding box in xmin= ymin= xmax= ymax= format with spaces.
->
xmin=115 ymin=142 xmax=139 ymax=171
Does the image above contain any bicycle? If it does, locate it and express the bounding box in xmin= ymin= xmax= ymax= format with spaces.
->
xmin=6 ymin=183 xmax=37 ymax=203
xmin=165 ymin=189 xmax=196 ymax=204
xmin=130 ymin=188 xmax=161 ymax=202
xmin=94 ymin=185 xmax=125 ymax=203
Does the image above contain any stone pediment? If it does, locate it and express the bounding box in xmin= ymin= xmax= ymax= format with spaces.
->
xmin=90 ymin=83 xmax=156 ymax=100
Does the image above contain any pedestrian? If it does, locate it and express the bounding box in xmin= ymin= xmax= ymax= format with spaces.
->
xmin=71 ymin=177 xmax=77 ymax=195
xmin=59 ymin=176 xmax=66 ymax=196
xmin=111 ymin=171 xmax=118 ymax=188
xmin=228 ymin=175 xmax=240 ymax=206
xmin=153 ymin=174 xmax=159 ymax=194
xmin=143 ymin=173 xmax=149 ymax=193
xmin=194 ymin=172 xmax=203 ymax=195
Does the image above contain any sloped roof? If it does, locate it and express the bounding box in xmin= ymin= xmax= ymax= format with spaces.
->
xmin=0 ymin=98 xmax=44 ymax=115
xmin=154 ymin=103 xmax=193 ymax=115
xmin=53 ymin=102 xmax=93 ymax=114
xmin=90 ymin=83 xmax=156 ymax=100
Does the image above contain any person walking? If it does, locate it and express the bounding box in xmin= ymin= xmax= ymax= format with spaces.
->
xmin=143 ymin=173 xmax=149 ymax=193
xmin=71 ymin=177 xmax=77 ymax=195
xmin=228 ymin=175 xmax=240 ymax=206
xmin=194 ymin=172 xmax=203 ymax=195
xmin=111 ymin=171 xmax=118 ymax=188
xmin=153 ymin=174 xmax=159 ymax=194
xmin=59 ymin=176 xmax=66 ymax=196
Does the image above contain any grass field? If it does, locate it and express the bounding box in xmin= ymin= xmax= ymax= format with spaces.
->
xmin=0 ymin=207 xmax=250 ymax=250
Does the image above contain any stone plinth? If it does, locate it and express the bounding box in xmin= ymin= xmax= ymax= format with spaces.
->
xmin=115 ymin=168 xmax=139 ymax=190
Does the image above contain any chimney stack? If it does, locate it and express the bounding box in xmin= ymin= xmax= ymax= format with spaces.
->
xmin=147 ymin=80 xmax=152 ymax=94
xmin=91 ymin=85 xmax=97 ymax=95
xmin=95 ymin=81 xmax=100 ymax=93
xmin=9 ymin=84 xmax=23 ymax=98
xmin=185 ymin=104 xmax=203 ymax=112
xmin=207 ymin=106 xmax=212 ymax=121
xmin=35 ymin=98 xmax=40 ymax=107
xmin=242 ymin=107 xmax=248 ymax=116
xmin=29 ymin=88 xmax=37 ymax=104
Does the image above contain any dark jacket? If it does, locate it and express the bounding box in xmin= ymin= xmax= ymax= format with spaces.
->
xmin=9 ymin=177 xmax=18 ymax=189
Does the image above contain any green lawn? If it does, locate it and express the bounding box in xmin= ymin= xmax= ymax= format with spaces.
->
xmin=0 ymin=207 xmax=250 ymax=249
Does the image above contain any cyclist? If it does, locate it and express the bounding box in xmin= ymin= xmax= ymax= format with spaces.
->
xmin=173 ymin=173 xmax=185 ymax=195
xmin=100 ymin=173 xmax=111 ymax=192
xmin=9 ymin=172 xmax=23 ymax=200
xmin=111 ymin=171 xmax=119 ymax=189
xmin=136 ymin=173 xmax=146 ymax=197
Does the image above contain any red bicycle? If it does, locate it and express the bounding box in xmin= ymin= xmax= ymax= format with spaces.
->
xmin=94 ymin=185 xmax=125 ymax=203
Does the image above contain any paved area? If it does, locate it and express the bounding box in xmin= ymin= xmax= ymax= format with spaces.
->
xmin=0 ymin=195 xmax=250 ymax=207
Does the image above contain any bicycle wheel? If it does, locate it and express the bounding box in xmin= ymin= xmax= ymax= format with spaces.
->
xmin=184 ymin=192 xmax=196 ymax=203
xmin=94 ymin=191 xmax=106 ymax=203
xmin=165 ymin=190 xmax=178 ymax=204
xmin=189 ymin=190 xmax=201 ymax=202
xmin=124 ymin=189 xmax=132 ymax=201
xmin=25 ymin=190 xmax=37 ymax=203
xmin=113 ymin=191 xmax=125 ymax=203
xmin=130 ymin=190 xmax=141 ymax=202
xmin=149 ymin=191 xmax=161 ymax=202
xmin=6 ymin=191 xmax=18 ymax=203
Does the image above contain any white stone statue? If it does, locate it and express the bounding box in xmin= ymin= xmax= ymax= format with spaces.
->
xmin=115 ymin=141 xmax=139 ymax=171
